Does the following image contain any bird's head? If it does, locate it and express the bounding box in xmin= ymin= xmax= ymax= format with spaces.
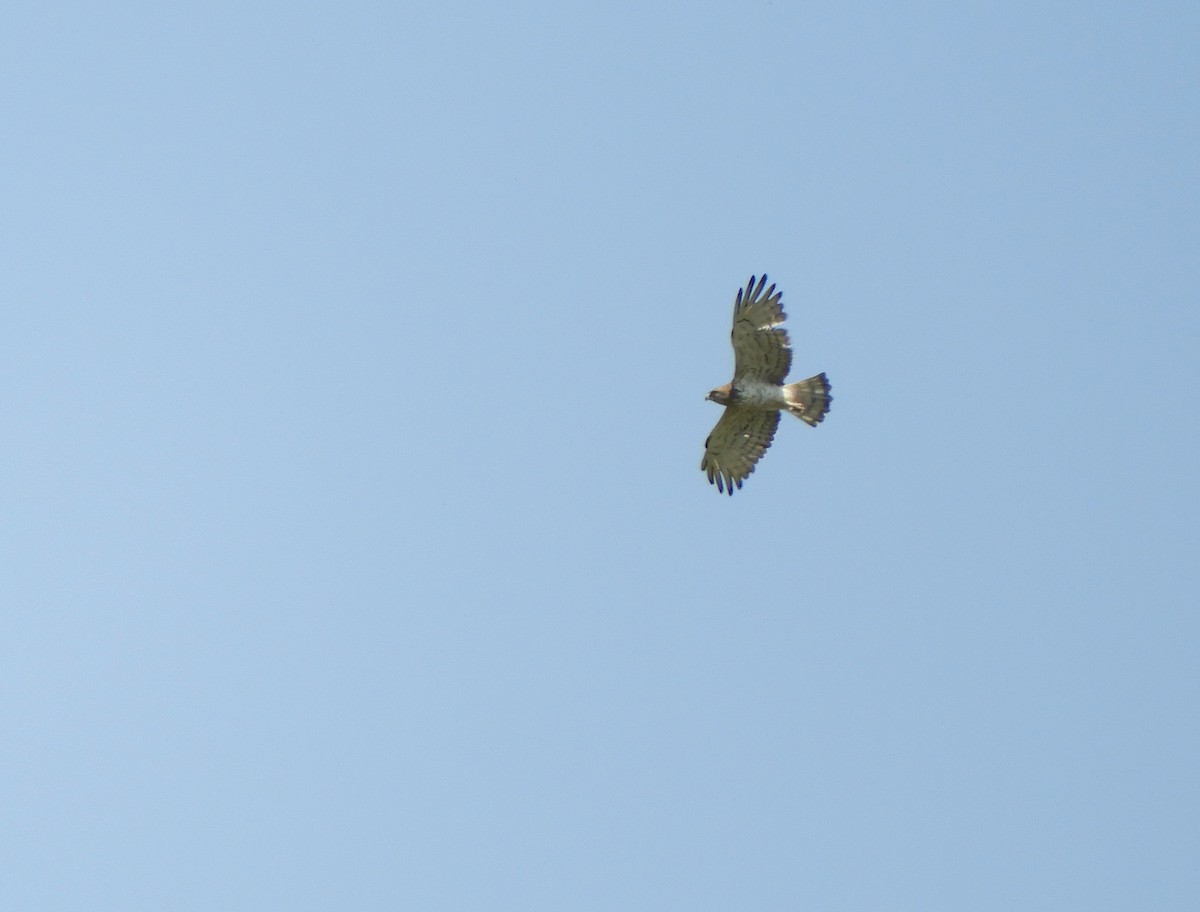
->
xmin=706 ymin=384 xmax=732 ymax=405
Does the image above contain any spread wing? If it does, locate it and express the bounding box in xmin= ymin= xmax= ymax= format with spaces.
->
xmin=700 ymin=405 xmax=781 ymax=495
xmin=731 ymin=274 xmax=791 ymax=385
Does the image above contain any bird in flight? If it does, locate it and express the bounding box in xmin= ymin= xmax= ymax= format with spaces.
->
xmin=701 ymin=275 xmax=831 ymax=495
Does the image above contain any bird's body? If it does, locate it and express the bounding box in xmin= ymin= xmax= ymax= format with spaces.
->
xmin=708 ymin=379 xmax=789 ymax=410
xmin=701 ymin=275 xmax=831 ymax=495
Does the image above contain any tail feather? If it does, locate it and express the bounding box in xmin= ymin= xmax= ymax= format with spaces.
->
xmin=783 ymin=373 xmax=831 ymax=427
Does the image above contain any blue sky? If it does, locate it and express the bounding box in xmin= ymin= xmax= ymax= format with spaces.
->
xmin=3 ymin=2 xmax=1198 ymax=909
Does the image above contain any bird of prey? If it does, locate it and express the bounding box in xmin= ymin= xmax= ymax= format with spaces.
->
xmin=701 ymin=275 xmax=831 ymax=495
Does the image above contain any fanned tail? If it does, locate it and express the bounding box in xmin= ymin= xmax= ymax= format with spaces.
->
xmin=783 ymin=373 xmax=831 ymax=427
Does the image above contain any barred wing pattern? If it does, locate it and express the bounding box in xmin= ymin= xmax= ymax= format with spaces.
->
xmin=731 ymin=275 xmax=791 ymax=385
xmin=700 ymin=406 xmax=781 ymax=496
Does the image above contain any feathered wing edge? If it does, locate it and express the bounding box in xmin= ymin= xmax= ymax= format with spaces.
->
xmin=731 ymin=274 xmax=791 ymax=385
xmin=700 ymin=407 xmax=781 ymax=496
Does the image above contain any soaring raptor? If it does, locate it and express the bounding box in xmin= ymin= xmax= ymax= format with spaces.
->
xmin=701 ymin=275 xmax=831 ymax=495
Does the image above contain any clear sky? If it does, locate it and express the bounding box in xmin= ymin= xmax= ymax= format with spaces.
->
xmin=3 ymin=2 xmax=1198 ymax=909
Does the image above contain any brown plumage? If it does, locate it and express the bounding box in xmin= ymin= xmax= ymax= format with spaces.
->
xmin=701 ymin=275 xmax=831 ymax=495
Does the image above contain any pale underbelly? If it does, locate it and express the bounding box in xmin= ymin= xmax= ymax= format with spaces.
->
xmin=735 ymin=382 xmax=786 ymax=409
